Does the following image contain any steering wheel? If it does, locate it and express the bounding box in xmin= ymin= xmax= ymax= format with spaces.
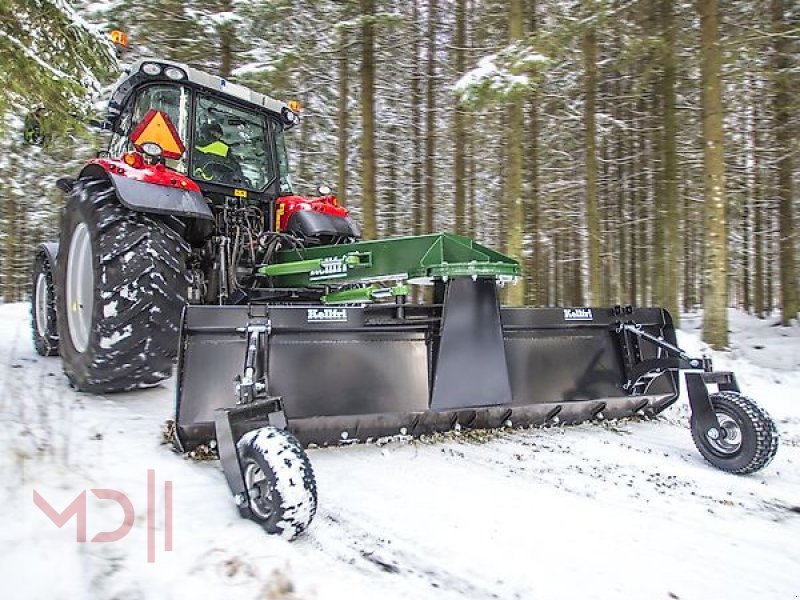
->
xmin=194 ymin=158 xmax=251 ymax=188
xmin=195 ymin=160 xmax=235 ymax=180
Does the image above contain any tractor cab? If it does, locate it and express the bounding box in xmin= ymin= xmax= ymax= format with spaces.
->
xmin=98 ymin=58 xmax=357 ymax=245
xmin=104 ymin=59 xmax=297 ymax=203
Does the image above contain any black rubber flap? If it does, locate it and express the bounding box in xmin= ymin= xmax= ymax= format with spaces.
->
xmin=111 ymin=172 xmax=213 ymax=220
xmin=430 ymin=278 xmax=513 ymax=410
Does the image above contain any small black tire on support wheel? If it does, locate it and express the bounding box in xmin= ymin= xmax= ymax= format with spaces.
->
xmin=31 ymin=251 xmax=59 ymax=356
xmin=690 ymin=392 xmax=779 ymax=474
xmin=236 ymin=426 xmax=317 ymax=540
xmin=55 ymin=177 xmax=189 ymax=393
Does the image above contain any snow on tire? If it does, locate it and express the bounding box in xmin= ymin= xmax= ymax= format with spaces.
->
xmin=690 ymin=392 xmax=779 ymax=474
xmin=31 ymin=250 xmax=60 ymax=356
xmin=55 ymin=177 xmax=189 ymax=393
xmin=236 ymin=426 xmax=318 ymax=540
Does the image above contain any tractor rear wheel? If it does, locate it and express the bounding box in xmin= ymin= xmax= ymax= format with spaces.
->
xmin=55 ymin=177 xmax=189 ymax=393
xmin=31 ymin=250 xmax=59 ymax=356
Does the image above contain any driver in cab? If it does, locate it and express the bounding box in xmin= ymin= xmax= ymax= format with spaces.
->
xmin=193 ymin=122 xmax=243 ymax=184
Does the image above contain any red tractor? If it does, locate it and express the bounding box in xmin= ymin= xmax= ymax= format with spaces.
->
xmin=32 ymin=58 xmax=358 ymax=392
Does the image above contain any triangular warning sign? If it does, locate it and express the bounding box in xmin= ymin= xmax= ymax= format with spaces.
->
xmin=130 ymin=109 xmax=186 ymax=159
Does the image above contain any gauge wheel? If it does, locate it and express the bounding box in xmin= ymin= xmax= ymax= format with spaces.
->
xmin=690 ymin=391 xmax=779 ymax=474
xmin=236 ymin=426 xmax=317 ymax=540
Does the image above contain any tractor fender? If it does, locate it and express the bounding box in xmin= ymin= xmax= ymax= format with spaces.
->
xmin=36 ymin=241 xmax=59 ymax=266
xmin=79 ymin=163 xmax=214 ymax=221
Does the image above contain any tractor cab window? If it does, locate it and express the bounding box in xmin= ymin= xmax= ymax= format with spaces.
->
xmin=192 ymin=95 xmax=274 ymax=191
xmin=130 ymin=85 xmax=190 ymax=173
xmin=274 ymin=123 xmax=293 ymax=194
xmin=109 ymin=101 xmax=135 ymax=158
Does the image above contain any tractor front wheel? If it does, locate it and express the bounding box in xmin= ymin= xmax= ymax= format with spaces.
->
xmin=690 ymin=392 xmax=779 ymax=474
xmin=236 ymin=426 xmax=317 ymax=539
xmin=55 ymin=177 xmax=189 ymax=393
xmin=31 ymin=250 xmax=59 ymax=356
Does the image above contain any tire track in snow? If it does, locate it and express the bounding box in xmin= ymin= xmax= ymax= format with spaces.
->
xmin=304 ymin=502 xmax=516 ymax=600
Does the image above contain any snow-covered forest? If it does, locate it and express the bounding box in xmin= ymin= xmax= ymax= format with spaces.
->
xmin=1 ymin=3 xmax=799 ymax=599
xmin=1 ymin=0 xmax=797 ymax=348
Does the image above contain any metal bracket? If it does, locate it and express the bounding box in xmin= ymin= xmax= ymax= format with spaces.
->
xmin=214 ymin=406 xmax=252 ymax=519
xmin=215 ymin=396 xmax=286 ymax=519
xmin=615 ymin=321 xmax=712 ymax=392
xmin=236 ymin=320 xmax=271 ymax=405
xmin=430 ymin=278 xmax=512 ymax=410
xmin=701 ymin=370 xmax=739 ymax=393
xmin=684 ymin=372 xmax=723 ymax=439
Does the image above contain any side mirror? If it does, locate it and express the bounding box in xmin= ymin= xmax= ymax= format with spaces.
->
xmin=23 ymin=109 xmax=48 ymax=147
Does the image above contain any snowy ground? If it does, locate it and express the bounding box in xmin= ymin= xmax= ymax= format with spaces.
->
xmin=1 ymin=302 xmax=798 ymax=600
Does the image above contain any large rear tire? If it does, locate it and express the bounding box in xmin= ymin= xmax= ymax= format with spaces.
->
xmin=55 ymin=177 xmax=189 ymax=393
xmin=690 ymin=392 xmax=779 ymax=474
xmin=31 ymin=250 xmax=59 ymax=356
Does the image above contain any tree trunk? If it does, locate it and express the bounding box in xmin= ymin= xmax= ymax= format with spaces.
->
xmin=766 ymin=209 xmax=775 ymax=313
xmin=698 ymin=0 xmax=728 ymax=348
xmin=753 ymin=105 xmax=764 ymax=318
xmin=683 ymin=186 xmax=692 ymax=311
xmin=468 ymin=115 xmax=477 ymax=238
xmin=3 ymin=211 xmax=16 ymax=301
xmin=360 ymin=0 xmax=376 ymax=239
xmin=411 ymin=0 xmax=423 ymax=235
xmin=572 ymin=227 xmax=584 ymax=305
xmin=337 ymin=25 xmax=349 ymax=207
xmin=386 ymin=125 xmax=397 ymax=237
xmin=583 ymin=16 xmax=602 ymax=305
xmin=298 ymin=90 xmax=310 ymax=190
xmin=743 ymin=98 xmax=753 ymax=313
xmin=526 ymin=0 xmax=541 ymax=305
xmin=424 ymin=0 xmax=437 ymax=233
xmin=505 ymin=0 xmax=525 ymax=306
xmin=453 ymin=0 xmax=467 ymax=236
xmin=217 ymin=0 xmax=234 ymax=77
xmin=3 ymin=160 xmax=18 ymax=302
xmin=615 ymin=29 xmax=628 ymax=305
xmin=660 ymin=0 xmax=680 ymax=324
xmin=634 ymin=95 xmax=648 ymax=305
xmin=772 ymin=0 xmax=797 ymax=325
xmin=652 ymin=86 xmax=665 ymax=308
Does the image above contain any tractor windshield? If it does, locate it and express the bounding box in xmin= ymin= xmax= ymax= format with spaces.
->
xmin=274 ymin=124 xmax=293 ymax=194
xmin=192 ymin=95 xmax=276 ymax=190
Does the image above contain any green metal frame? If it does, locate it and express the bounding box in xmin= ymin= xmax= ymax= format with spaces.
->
xmin=259 ymin=233 xmax=520 ymax=288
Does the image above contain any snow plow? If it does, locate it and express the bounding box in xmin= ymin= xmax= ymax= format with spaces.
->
xmin=31 ymin=56 xmax=779 ymax=541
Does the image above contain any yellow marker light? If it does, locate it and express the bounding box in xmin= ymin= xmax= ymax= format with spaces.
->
xmin=275 ymin=204 xmax=286 ymax=232
xmin=288 ymin=100 xmax=301 ymax=114
xmin=234 ymin=189 xmax=248 ymax=198
xmin=110 ymin=30 xmax=129 ymax=48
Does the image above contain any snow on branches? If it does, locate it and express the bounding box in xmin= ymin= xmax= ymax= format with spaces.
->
xmin=453 ymin=42 xmax=548 ymax=107
xmin=0 ymin=0 xmax=117 ymax=134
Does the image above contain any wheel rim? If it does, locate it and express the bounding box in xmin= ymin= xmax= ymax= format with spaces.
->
xmin=34 ymin=272 xmax=49 ymax=337
xmin=66 ymin=222 xmax=94 ymax=353
xmin=707 ymin=413 xmax=743 ymax=455
xmin=244 ymin=460 xmax=276 ymax=520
